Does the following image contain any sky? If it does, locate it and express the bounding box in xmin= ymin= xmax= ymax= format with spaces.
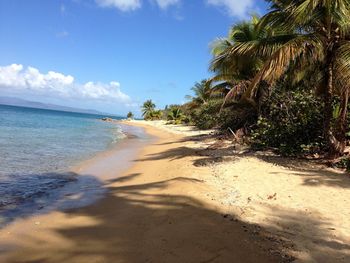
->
xmin=0 ymin=0 xmax=268 ymax=116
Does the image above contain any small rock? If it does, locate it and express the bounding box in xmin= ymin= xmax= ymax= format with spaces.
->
xmin=101 ymin=117 xmax=113 ymax=122
xmin=267 ymin=193 xmax=277 ymax=200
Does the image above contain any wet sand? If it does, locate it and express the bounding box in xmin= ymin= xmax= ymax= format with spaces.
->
xmin=0 ymin=121 xmax=286 ymax=263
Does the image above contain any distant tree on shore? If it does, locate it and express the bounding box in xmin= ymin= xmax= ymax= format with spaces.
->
xmin=149 ymin=110 xmax=163 ymax=120
xmin=167 ymin=106 xmax=185 ymax=124
xmin=185 ymin=80 xmax=212 ymax=106
xmin=142 ymin=100 xmax=162 ymax=120
xmin=127 ymin=111 xmax=134 ymax=119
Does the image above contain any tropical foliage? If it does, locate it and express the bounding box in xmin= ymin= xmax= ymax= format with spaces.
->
xmin=142 ymin=0 xmax=350 ymax=160
xmin=247 ymin=0 xmax=350 ymax=158
xmin=141 ymin=100 xmax=162 ymax=120
xmin=185 ymin=80 xmax=213 ymax=107
xmin=211 ymin=0 xmax=350 ymax=158
xmin=166 ymin=105 xmax=185 ymax=124
xmin=251 ymin=87 xmax=325 ymax=155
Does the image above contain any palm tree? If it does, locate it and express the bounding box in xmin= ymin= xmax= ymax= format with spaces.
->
xmin=167 ymin=106 xmax=184 ymax=124
xmin=210 ymin=16 xmax=263 ymax=81
xmin=127 ymin=111 xmax=134 ymax=119
xmin=231 ymin=0 xmax=350 ymax=157
xmin=141 ymin=100 xmax=156 ymax=120
xmin=209 ymin=15 xmax=280 ymax=108
xmin=186 ymin=79 xmax=213 ymax=106
xmin=150 ymin=109 xmax=163 ymax=120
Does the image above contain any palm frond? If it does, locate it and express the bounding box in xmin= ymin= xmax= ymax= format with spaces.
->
xmin=221 ymin=80 xmax=252 ymax=111
xmin=334 ymin=41 xmax=350 ymax=93
xmin=246 ymin=34 xmax=315 ymax=98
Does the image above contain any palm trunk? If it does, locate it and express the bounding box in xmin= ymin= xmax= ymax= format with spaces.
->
xmin=324 ymin=61 xmax=333 ymax=138
xmin=324 ymin=58 xmax=341 ymax=158
xmin=335 ymin=88 xmax=349 ymax=154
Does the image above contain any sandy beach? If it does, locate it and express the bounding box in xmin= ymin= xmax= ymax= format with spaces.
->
xmin=0 ymin=120 xmax=349 ymax=262
xmin=4 ymin=1 xmax=350 ymax=262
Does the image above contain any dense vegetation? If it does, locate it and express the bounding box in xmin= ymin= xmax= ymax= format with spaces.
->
xmin=141 ymin=100 xmax=162 ymax=120
xmin=141 ymin=0 xmax=350 ymax=160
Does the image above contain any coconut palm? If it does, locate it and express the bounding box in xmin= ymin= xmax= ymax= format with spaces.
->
xmin=230 ymin=0 xmax=350 ymax=157
xmin=186 ymin=79 xmax=213 ymax=106
xmin=127 ymin=111 xmax=134 ymax=119
xmin=167 ymin=106 xmax=184 ymax=124
xmin=141 ymin=100 xmax=156 ymax=120
xmin=210 ymin=16 xmax=264 ymax=82
xmin=148 ymin=109 xmax=163 ymax=120
xmin=209 ymin=15 xmax=284 ymax=108
xmin=207 ymin=15 xmax=288 ymax=136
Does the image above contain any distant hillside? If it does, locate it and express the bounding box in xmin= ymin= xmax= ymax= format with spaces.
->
xmin=0 ymin=96 xmax=110 ymax=116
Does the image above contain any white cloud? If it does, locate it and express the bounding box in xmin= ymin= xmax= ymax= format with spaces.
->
xmin=95 ymin=0 xmax=256 ymax=18
xmin=95 ymin=0 xmax=179 ymax=11
xmin=153 ymin=0 xmax=180 ymax=9
xmin=206 ymin=0 xmax=255 ymax=18
xmin=95 ymin=0 xmax=142 ymax=11
xmin=0 ymin=64 xmax=131 ymax=104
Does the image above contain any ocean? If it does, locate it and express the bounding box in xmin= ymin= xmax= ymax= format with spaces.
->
xmin=0 ymin=104 xmax=129 ymax=223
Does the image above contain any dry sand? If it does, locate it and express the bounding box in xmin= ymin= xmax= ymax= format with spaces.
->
xmin=131 ymin=120 xmax=350 ymax=263
xmin=0 ymin=120 xmax=349 ymax=262
xmin=125 ymin=119 xmax=216 ymax=136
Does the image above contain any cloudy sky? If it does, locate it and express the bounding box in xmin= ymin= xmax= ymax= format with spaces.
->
xmin=0 ymin=0 xmax=267 ymax=116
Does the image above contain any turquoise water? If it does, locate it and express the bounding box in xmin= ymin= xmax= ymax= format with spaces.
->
xmin=0 ymin=104 xmax=124 ymax=211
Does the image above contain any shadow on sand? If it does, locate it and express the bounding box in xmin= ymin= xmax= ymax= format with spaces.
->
xmin=139 ymin=134 xmax=350 ymax=189
xmin=2 ymin=134 xmax=350 ymax=262
xmin=2 ymin=172 xmax=296 ymax=263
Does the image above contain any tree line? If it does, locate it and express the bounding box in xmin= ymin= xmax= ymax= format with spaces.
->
xmin=138 ymin=0 xmax=350 ymax=163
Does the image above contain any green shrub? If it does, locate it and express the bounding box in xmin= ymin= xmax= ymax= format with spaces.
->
xmin=191 ymin=100 xmax=222 ymax=129
xmin=218 ymin=100 xmax=258 ymax=132
xmin=251 ymin=89 xmax=325 ymax=155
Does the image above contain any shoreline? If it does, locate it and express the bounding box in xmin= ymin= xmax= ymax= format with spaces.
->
xmin=0 ymin=122 xmax=151 ymax=227
xmin=51 ymin=122 xmax=154 ymax=210
xmin=0 ymin=120 xmax=286 ymax=263
xmin=71 ymin=122 xmax=152 ymax=181
xmin=0 ymin=120 xmax=349 ymax=262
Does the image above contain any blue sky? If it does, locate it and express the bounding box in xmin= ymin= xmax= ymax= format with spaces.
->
xmin=0 ymin=0 xmax=268 ymax=116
